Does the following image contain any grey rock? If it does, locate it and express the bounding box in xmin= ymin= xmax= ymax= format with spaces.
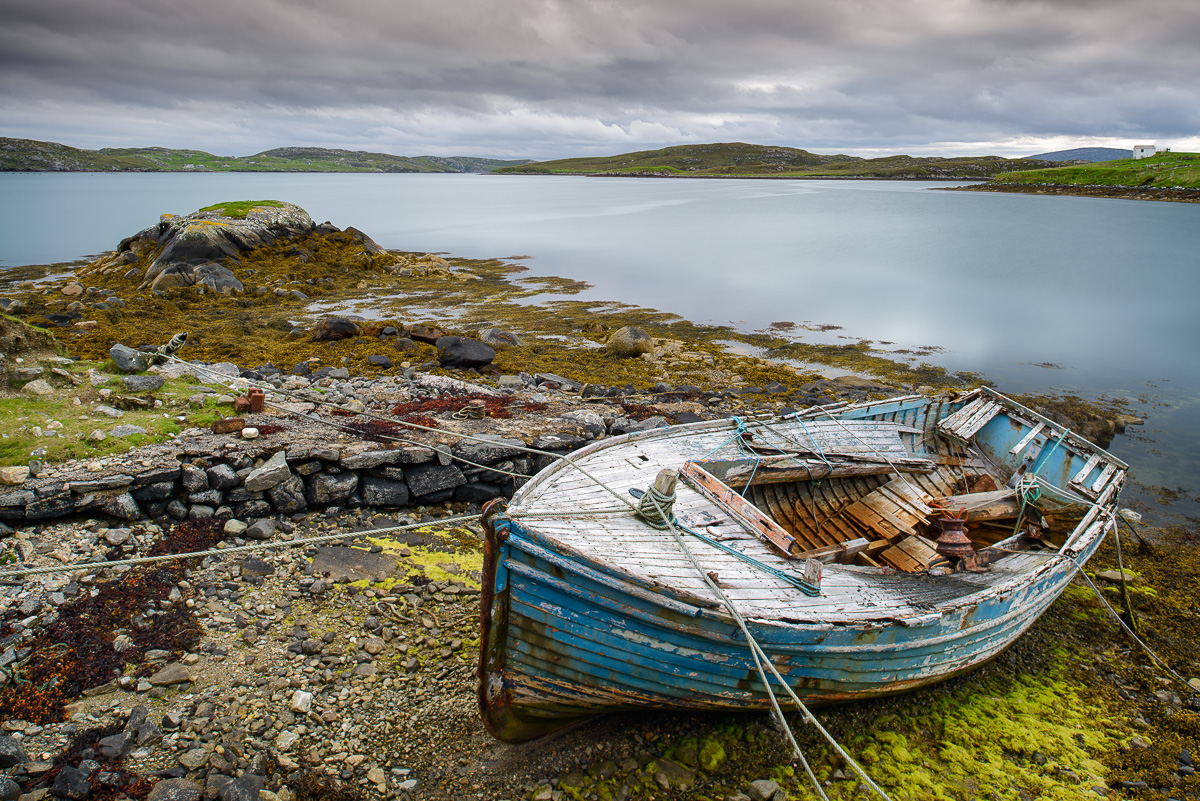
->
xmin=14 ymin=367 xmax=44 ymax=382
xmin=0 ymin=736 xmax=29 ymax=768
xmin=367 ymin=354 xmax=393 ymax=369
xmin=244 ymin=519 xmax=276 ymax=540
xmin=187 ymin=504 xmax=214 ymax=520
xmin=214 ymin=775 xmax=264 ymax=801
xmin=101 ymin=492 xmax=142 ymax=521
xmin=0 ymin=776 xmax=19 ymax=801
xmin=235 ymin=500 xmax=272 ymax=518
xmin=104 ymin=528 xmax=132 ymax=546
xmin=359 ymin=476 xmax=409 ymax=507
xmin=135 ymin=721 xmax=162 ymax=746
xmin=133 ymin=481 xmax=176 ymax=502
xmin=206 ymin=463 xmax=240 ymax=489
xmin=435 ymin=335 xmax=495 ymax=368
xmin=187 ymin=489 xmax=223 ymax=507
xmin=134 ymin=464 xmax=182 ymax=485
xmin=404 ymin=463 xmax=466 ymax=497
xmin=52 ymin=765 xmax=92 ymax=799
xmin=650 ymin=759 xmax=695 ymax=791
xmin=146 ymin=778 xmax=202 ymax=801
xmin=121 ymin=374 xmax=165 ymax=393
xmin=241 ymin=558 xmax=274 ymax=577
xmin=747 ymin=779 xmax=783 ymax=801
xmin=534 ymin=372 xmax=584 ymax=391
xmin=95 ymin=404 xmax=124 ymax=419
xmin=244 ymin=451 xmax=291 ymax=491
xmin=224 ymin=487 xmax=264 ymax=503
xmin=96 ymin=731 xmax=134 ymax=760
xmin=166 ymin=500 xmax=188 ymax=520
xmin=19 ymin=379 xmax=55 ymax=397
xmin=311 ymin=547 xmax=397 ymax=583
xmin=455 ymin=482 xmax=505 ymax=503
xmin=452 ymin=435 xmax=527 ymax=464
xmin=0 ymin=298 xmax=25 ymax=314
xmin=607 ymin=326 xmax=655 ymax=357
xmin=477 ymin=327 xmax=523 ymax=348
xmin=339 ymin=448 xmax=410 ymax=470
xmin=69 ymin=474 xmax=134 ymax=493
xmin=266 ymin=474 xmax=307 ymax=514
xmin=110 ymin=424 xmax=148 ymax=438
xmin=625 ymin=416 xmax=670 ymax=432
xmin=177 ymin=748 xmax=209 ymax=769
xmin=110 ymin=343 xmax=149 ymax=373
xmin=148 ymin=662 xmax=192 ymax=686
xmin=26 ymin=492 xmax=75 ymax=519
xmin=531 ymin=432 xmax=588 ymax=450
xmin=307 ymin=472 xmax=359 ymax=505
xmin=180 ymin=464 xmax=209 ymax=492
xmin=561 ymin=408 xmax=606 ymax=437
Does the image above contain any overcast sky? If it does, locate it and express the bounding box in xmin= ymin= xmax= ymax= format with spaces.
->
xmin=2 ymin=0 xmax=1198 ymax=160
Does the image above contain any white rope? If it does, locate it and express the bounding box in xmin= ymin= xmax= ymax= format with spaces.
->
xmin=644 ymin=490 xmax=892 ymax=801
xmin=0 ymin=514 xmax=481 ymax=580
xmin=1064 ymin=512 xmax=1200 ymax=699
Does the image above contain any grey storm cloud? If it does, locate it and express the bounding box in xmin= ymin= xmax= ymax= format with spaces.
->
xmin=1 ymin=0 xmax=1198 ymax=158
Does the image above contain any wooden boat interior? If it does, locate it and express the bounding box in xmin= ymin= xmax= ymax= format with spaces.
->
xmin=508 ymin=390 xmax=1123 ymax=624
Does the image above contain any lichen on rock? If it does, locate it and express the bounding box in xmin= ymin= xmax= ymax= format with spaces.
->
xmin=133 ymin=202 xmax=317 ymax=294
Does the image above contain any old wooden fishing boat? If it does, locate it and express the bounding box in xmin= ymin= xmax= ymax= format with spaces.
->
xmin=477 ymin=388 xmax=1127 ymax=742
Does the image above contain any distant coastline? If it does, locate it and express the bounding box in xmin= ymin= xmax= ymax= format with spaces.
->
xmin=0 ymin=137 xmax=531 ymax=174
xmin=944 ymin=183 xmax=1200 ymax=203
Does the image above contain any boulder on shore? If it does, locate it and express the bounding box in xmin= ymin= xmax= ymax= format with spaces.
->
xmin=312 ymin=318 xmax=363 ymax=342
xmin=607 ymin=326 xmax=655 ymax=357
xmin=436 ymin=336 xmax=495 ymax=368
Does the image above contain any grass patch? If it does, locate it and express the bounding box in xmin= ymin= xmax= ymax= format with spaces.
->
xmin=987 ymin=151 xmax=1200 ymax=190
xmin=198 ymin=200 xmax=286 ymax=219
xmin=0 ymin=362 xmax=233 ymax=466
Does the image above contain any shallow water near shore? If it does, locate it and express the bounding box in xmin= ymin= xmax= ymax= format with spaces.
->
xmin=1 ymin=171 xmax=1197 ymax=518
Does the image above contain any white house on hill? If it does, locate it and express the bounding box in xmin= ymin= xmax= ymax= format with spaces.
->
xmin=1133 ymin=145 xmax=1157 ymax=159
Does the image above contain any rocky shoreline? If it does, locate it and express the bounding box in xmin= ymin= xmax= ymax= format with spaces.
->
xmin=944 ymin=183 xmax=1200 ymax=203
xmin=0 ymin=202 xmax=1194 ymax=800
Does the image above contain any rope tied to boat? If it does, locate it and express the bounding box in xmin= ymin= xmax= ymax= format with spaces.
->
xmin=640 ymin=482 xmax=893 ymax=801
xmin=632 ymin=486 xmax=676 ymax=529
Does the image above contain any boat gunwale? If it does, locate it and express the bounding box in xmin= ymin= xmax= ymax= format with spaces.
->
xmin=500 ymin=391 xmax=1126 ymax=623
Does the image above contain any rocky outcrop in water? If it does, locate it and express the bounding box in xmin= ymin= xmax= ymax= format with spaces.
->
xmin=121 ymin=203 xmax=317 ymax=294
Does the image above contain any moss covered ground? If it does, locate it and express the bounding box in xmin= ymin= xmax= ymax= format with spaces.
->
xmin=524 ymin=530 xmax=1200 ymax=801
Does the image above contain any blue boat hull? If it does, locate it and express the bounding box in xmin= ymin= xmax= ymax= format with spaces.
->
xmin=477 ymin=391 xmax=1124 ymax=742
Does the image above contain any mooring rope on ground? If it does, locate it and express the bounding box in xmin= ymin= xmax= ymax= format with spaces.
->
xmin=0 ymin=514 xmax=482 ymax=580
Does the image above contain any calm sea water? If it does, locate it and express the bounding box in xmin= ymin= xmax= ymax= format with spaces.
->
xmin=1 ymin=172 xmax=1197 ymax=517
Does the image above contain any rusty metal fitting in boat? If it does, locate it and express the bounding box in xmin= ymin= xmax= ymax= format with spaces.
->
xmin=934 ymin=510 xmax=975 ymax=561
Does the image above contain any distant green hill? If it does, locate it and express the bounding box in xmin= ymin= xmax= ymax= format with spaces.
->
xmin=1024 ymin=147 xmax=1131 ymax=163
xmin=495 ymin=142 xmax=1058 ymax=179
xmin=0 ymin=137 xmax=532 ymax=173
xmin=984 ymin=151 xmax=1200 ymax=190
